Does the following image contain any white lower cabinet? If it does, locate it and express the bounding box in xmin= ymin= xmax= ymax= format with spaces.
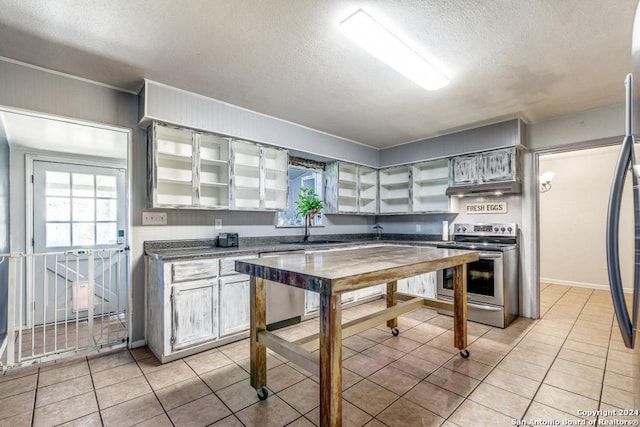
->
xmin=219 ymin=276 xmax=250 ymax=337
xmin=397 ymin=272 xmax=437 ymax=299
xmin=146 ymin=254 xmax=254 ymax=363
xmin=172 ymin=279 xmax=219 ymax=351
xmin=303 ymin=246 xmax=386 ymax=316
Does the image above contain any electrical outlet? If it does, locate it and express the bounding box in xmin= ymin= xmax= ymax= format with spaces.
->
xmin=215 ymin=219 xmax=222 ymax=230
xmin=416 ymin=224 xmax=421 ymax=232
xmin=142 ymin=212 xmax=167 ymax=225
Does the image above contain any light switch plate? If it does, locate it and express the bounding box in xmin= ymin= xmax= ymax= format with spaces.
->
xmin=143 ymin=212 xmax=167 ymax=225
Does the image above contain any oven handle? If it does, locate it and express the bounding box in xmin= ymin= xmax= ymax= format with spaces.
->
xmin=467 ymin=301 xmax=503 ymax=312
xmin=477 ymin=252 xmax=503 ymax=259
xmin=438 ymin=295 xmax=502 ymax=312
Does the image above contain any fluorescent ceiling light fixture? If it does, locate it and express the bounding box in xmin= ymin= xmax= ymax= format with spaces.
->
xmin=340 ymin=9 xmax=449 ymax=91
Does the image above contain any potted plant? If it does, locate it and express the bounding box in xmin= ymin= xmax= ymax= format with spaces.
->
xmin=295 ymin=187 xmax=323 ymax=242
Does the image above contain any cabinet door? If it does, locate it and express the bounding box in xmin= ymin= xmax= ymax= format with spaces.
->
xmin=219 ymin=276 xmax=250 ymax=337
xmin=450 ymin=155 xmax=479 ymax=186
xmin=304 ymin=290 xmax=320 ymax=315
xmin=481 ymin=148 xmax=514 ymax=182
xmin=397 ymin=272 xmax=437 ymax=298
xmin=171 ymin=279 xmax=218 ymax=351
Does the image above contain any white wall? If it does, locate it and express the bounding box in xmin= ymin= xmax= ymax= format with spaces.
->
xmin=539 ymin=145 xmax=634 ymax=291
xmin=529 ymin=103 xmax=625 ymax=150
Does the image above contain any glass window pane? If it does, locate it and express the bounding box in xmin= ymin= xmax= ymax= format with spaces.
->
xmin=72 ymin=174 xmax=94 ymax=197
xmin=96 ymin=223 xmax=117 ymax=245
xmin=72 ymin=223 xmax=95 ymax=246
xmin=46 ymin=197 xmax=70 ymax=221
xmin=46 ymin=223 xmax=70 ymax=247
xmin=72 ymin=198 xmax=95 ymax=221
xmin=96 ymin=199 xmax=117 ymax=221
xmin=96 ymin=175 xmax=117 ymax=198
xmin=277 ymin=167 xmax=323 ymax=227
xmin=45 ymin=171 xmax=70 ymax=196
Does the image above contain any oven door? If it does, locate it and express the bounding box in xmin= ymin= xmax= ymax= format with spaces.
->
xmin=437 ymin=251 xmax=504 ymax=306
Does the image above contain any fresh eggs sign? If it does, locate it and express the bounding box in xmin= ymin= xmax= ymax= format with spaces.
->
xmin=465 ymin=202 xmax=508 ymax=214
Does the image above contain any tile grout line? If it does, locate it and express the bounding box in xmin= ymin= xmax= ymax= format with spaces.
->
xmin=440 ymin=284 xmax=576 ymax=422
xmin=520 ymin=287 xmax=597 ymax=421
xmin=129 ymin=348 xmax=177 ymax=427
xmin=30 ymin=366 xmax=40 ymax=427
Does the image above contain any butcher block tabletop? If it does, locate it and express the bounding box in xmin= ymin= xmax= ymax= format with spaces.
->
xmin=235 ymin=244 xmax=478 ymax=295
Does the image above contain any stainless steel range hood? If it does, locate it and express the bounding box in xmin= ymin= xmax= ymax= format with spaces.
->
xmin=445 ymin=181 xmax=522 ymax=197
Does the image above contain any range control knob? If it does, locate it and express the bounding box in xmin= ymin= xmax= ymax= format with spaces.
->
xmin=494 ymin=227 xmax=499 ymax=232
xmin=456 ymin=227 xmax=462 ymax=233
xmin=462 ymin=227 xmax=467 ymax=232
xmin=501 ymin=227 xmax=506 ymax=232
xmin=507 ymin=227 xmax=513 ymax=233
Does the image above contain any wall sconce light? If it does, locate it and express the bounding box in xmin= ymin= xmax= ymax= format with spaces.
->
xmin=539 ymin=171 xmax=554 ymax=193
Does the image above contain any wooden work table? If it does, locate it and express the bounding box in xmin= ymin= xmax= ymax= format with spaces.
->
xmin=235 ymin=244 xmax=479 ymax=427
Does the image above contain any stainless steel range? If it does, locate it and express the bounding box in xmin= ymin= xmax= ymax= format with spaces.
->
xmin=436 ymin=223 xmax=519 ymax=328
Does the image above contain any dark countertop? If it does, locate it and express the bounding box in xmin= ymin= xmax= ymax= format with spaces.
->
xmin=144 ymin=234 xmax=450 ymax=261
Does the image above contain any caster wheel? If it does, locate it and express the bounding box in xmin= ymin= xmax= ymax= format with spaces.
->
xmin=257 ymin=388 xmax=268 ymax=401
xmin=460 ymin=349 xmax=470 ymax=359
xmin=391 ymin=328 xmax=399 ymax=336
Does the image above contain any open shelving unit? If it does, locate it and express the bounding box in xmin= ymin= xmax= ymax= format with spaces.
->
xmin=411 ymin=159 xmax=450 ymax=212
xmin=263 ymin=146 xmax=288 ymax=210
xmin=358 ymin=166 xmax=378 ymax=214
xmin=379 ymin=165 xmax=410 ymax=214
xmin=231 ymin=140 xmax=261 ymax=210
xmin=230 ymin=140 xmax=289 ymax=211
xmin=324 ymin=162 xmax=378 ymax=214
xmin=338 ymin=163 xmax=358 ymax=213
xmin=154 ymin=125 xmax=194 ymax=206
xmin=198 ymin=133 xmax=230 ymax=208
xmin=150 ymin=122 xmax=231 ymax=208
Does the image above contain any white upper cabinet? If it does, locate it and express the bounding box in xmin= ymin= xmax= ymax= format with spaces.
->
xmin=379 ymin=165 xmax=410 ymax=214
xmin=148 ymin=122 xmax=287 ymax=210
xmin=230 ymin=140 xmax=288 ymax=211
xmin=149 ymin=122 xmax=230 ymax=208
xmin=324 ymin=162 xmax=378 ymax=214
xmin=411 ymin=159 xmax=455 ymax=213
xmin=449 ymin=147 xmax=519 ymax=187
xmin=358 ymin=166 xmax=378 ymax=214
xmin=262 ymin=145 xmax=289 ymax=210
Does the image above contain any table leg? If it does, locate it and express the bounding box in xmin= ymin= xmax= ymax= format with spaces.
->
xmin=386 ymin=280 xmax=398 ymax=329
xmin=453 ymin=264 xmax=468 ymax=351
xmin=250 ymin=276 xmax=267 ymax=391
xmin=319 ymin=293 xmax=342 ymax=427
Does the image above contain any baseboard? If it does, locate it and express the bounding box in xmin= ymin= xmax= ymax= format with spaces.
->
xmin=540 ymin=277 xmax=633 ymax=293
xmin=130 ymin=339 xmax=146 ymax=349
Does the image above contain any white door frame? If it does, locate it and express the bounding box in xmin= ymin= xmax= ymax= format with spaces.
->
xmin=9 ymin=107 xmax=134 ymax=348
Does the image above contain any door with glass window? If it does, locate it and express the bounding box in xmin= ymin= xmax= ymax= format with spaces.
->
xmin=32 ymin=160 xmax=126 ymax=325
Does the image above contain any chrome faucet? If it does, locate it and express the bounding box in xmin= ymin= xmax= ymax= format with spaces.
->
xmin=372 ymin=224 xmax=383 ymax=240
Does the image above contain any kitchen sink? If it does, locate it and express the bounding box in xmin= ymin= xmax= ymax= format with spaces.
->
xmin=279 ymin=240 xmax=344 ymax=245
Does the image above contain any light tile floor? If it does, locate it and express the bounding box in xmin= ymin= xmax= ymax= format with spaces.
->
xmin=0 ymin=284 xmax=638 ymax=426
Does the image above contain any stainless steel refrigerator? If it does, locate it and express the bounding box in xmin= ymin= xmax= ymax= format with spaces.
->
xmin=606 ymin=0 xmax=640 ymax=408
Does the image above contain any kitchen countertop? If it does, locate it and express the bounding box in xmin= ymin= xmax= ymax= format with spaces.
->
xmin=144 ymin=234 xmax=449 ymax=261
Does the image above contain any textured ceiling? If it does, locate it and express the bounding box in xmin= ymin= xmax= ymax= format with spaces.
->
xmin=0 ymin=0 xmax=637 ymax=148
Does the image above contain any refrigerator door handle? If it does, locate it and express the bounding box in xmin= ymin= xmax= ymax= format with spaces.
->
xmin=606 ymin=132 xmax=635 ymax=348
